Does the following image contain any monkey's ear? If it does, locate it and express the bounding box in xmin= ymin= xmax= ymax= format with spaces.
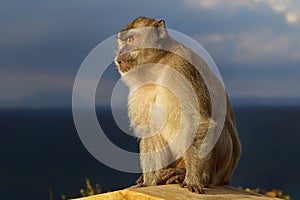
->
xmin=155 ymin=20 xmax=165 ymax=28
xmin=155 ymin=19 xmax=167 ymax=39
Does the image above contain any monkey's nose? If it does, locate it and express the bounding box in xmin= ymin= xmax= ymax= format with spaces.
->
xmin=116 ymin=53 xmax=129 ymax=64
xmin=116 ymin=57 xmax=123 ymax=65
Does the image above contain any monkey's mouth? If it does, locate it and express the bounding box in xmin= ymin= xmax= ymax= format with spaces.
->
xmin=116 ymin=53 xmax=136 ymax=73
xmin=117 ymin=59 xmax=135 ymax=72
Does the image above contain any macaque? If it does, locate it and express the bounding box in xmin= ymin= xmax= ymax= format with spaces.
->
xmin=114 ymin=16 xmax=241 ymax=194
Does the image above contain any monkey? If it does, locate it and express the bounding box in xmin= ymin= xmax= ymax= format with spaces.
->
xmin=114 ymin=16 xmax=241 ymax=194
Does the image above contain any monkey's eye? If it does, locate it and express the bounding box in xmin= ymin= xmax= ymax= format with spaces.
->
xmin=127 ymin=37 xmax=134 ymax=42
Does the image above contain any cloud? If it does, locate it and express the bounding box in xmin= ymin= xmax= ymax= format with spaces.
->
xmin=226 ymin=77 xmax=300 ymax=98
xmin=259 ymin=0 xmax=290 ymax=12
xmin=183 ymin=0 xmax=300 ymax=25
xmin=0 ymin=0 xmax=299 ymax=107
xmin=0 ymin=69 xmax=121 ymax=107
xmin=286 ymin=10 xmax=300 ymax=24
xmin=0 ymin=71 xmax=74 ymax=101
xmin=0 ymin=18 xmax=58 ymax=48
xmin=193 ymin=26 xmax=300 ymax=100
xmin=183 ymin=0 xmax=254 ymax=10
xmin=195 ymin=29 xmax=300 ymax=65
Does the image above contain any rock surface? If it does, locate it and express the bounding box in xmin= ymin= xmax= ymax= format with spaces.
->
xmin=74 ymin=185 xmax=281 ymax=200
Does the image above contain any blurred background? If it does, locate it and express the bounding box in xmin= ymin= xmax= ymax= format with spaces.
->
xmin=0 ymin=0 xmax=299 ymax=199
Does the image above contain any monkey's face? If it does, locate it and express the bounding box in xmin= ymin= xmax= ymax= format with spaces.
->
xmin=115 ymin=29 xmax=140 ymax=73
xmin=115 ymin=18 xmax=167 ymax=75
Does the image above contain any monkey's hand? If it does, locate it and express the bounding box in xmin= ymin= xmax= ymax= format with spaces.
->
xmin=135 ymin=168 xmax=186 ymax=187
xmin=130 ymin=175 xmax=146 ymax=188
xmin=181 ymin=176 xmax=204 ymax=194
xmin=160 ymin=168 xmax=186 ymax=184
xmin=135 ymin=175 xmax=144 ymax=185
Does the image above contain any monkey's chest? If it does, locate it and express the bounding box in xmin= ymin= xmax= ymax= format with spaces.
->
xmin=128 ymin=84 xmax=181 ymax=141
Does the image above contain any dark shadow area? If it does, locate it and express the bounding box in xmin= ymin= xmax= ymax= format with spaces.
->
xmin=0 ymin=106 xmax=298 ymax=199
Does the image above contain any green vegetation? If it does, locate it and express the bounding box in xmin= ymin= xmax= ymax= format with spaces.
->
xmin=49 ymin=178 xmax=102 ymax=200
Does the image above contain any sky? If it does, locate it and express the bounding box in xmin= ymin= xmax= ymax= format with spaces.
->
xmin=0 ymin=0 xmax=300 ymax=108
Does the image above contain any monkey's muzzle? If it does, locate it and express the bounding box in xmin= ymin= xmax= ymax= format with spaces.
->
xmin=116 ymin=52 xmax=136 ymax=73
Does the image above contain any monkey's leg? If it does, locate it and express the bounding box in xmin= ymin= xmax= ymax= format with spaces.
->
xmin=181 ymin=125 xmax=212 ymax=194
xmin=132 ymin=172 xmax=158 ymax=187
xmin=139 ymin=134 xmax=174 ymax=186
xmin=181 ymin=146 xmax=207 ymax=194
xmin=181 ymin=154 xmax=204 ymax=192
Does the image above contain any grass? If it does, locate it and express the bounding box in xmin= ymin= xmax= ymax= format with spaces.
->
xmin=241 ymin=187 xmax=292 ymax=200
xmin=49 ymin=178 xmax=103 ymax=200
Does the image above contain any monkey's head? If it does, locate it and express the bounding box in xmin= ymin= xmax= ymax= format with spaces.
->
xmin=115 ymin=17 xmax=169 ymax=75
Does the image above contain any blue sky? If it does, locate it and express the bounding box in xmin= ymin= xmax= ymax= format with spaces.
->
xmin=0 ymin=0 xmax=299 ymax=107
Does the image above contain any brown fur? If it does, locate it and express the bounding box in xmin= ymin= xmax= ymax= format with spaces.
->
xmin=115 ymin=16 xmax=242 ymax=194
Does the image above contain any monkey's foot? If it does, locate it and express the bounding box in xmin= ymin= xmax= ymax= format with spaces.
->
xmin=181 ymin=179 xmax=204 ymax=194
xmin=160 ymin=168 xmax=186 ymax=184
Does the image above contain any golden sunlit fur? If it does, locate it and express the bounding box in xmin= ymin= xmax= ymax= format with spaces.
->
xmin=115 ymin=16 xmax=241 ymax=194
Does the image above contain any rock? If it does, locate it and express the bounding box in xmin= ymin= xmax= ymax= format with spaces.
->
xmin=74 ymin=185 xmax=281 ymax=200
